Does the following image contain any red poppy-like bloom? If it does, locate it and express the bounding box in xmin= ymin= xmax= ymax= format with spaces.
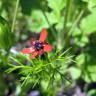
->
xmin=21 ymin=28 xmax=52 ymax=59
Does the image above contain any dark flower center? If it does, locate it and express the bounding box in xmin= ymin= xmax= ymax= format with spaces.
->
xmin=35 ymin=41 xmax=43 ymax=50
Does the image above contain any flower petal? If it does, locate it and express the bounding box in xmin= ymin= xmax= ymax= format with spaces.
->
xmin=21 ymin=47 xmax=35 ymax=54
xmin=38 ymin=50 xmax=44 ymax=55
xmin=43 ymin=44 xmax=52 ymax=52
xmin=29 ymin=38 xmax=36 ymax=45
xmin=30 ymin=51 xmax=39 ymax=59
xmin=39 ymin=28 xmax=47 ymax=42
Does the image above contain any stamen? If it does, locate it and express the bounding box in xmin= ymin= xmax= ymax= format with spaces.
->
xmin=35 ymin=41 xmax=43 ymax=50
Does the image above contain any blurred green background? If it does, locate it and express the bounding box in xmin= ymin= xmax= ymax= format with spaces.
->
xmin=0 ymin=0 xmax=96 ymax=96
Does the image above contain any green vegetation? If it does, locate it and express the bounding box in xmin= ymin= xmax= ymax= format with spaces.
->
xmin=0 ymin=0 xmax=96 ymax=95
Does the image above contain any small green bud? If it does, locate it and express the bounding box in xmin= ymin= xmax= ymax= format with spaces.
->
xmin=0 ymin=16 xmax=14 ymax=51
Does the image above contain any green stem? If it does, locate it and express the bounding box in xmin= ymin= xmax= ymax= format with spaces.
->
xmin=68 ymin=10 xmax=84 ymax=36
xmin=64 ymin=9 xmax=84 ymax=48
xmin=56 ymin=69 xmax=72 ymax=83
xmin=64 ymin=0 xmax=72 ymax=31
xmin=41 ymin=7 xmax=57 ymax=39
xmin=62 ymin=0 xmax=73 ymax=48
xmin=57 ymin=29 xmax=62 ymax=49
xmin=11 ymin=0 xmax=20 ymax=33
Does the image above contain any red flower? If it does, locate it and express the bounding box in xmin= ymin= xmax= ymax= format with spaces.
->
xmin=21 ymin=28 xmax=52 ymax=59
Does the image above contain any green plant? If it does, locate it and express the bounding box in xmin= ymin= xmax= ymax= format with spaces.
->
xmin=0 ymin=16 xmax=14 ymax=51
xmin=6 ymin=49 xmax=73 ymax=95
xmin=0 ymin=0 xmax=96 ymax=95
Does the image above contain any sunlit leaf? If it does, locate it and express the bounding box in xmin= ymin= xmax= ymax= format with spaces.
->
xmin=27 ymin=10 xmax=49 ymax=32
xmin=80 ymin=8 xmax=96 ymax=34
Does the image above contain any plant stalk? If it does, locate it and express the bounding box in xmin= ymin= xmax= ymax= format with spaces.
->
xmin=68 ymin=10 xmax=84 ymax=36
xmin=11 ymin=0 xmax=20 ymax=33
xmin=41 ymin=7 xmax=57 ymax=39
xmin=64 ymin=0 xmax=72 ymax=32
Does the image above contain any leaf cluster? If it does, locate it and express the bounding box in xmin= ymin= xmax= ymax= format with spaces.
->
xmin=6 ymin=49 xmax=73 ymax=89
